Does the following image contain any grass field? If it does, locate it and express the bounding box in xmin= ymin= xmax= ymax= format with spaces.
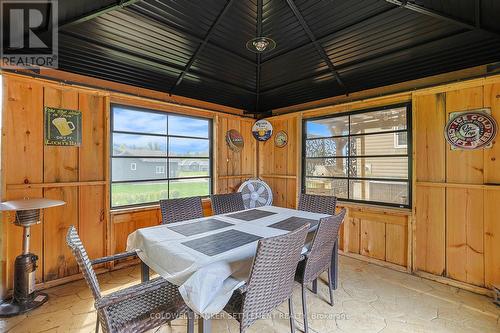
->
xmin=111 ymin=179 xmax=210 ymax=207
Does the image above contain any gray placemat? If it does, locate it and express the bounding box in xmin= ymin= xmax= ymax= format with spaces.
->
xmin=269 ymin=216 xmax=318 ymax=231
xmin=167 ymin=219 xmax=233 ymax=237
xmin=182 ymin=230 xmax=262 ymax=256
xmin=226 ymin=209 xmax=277 ymax=221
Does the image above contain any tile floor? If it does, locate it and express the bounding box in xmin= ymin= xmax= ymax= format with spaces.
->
xmin=1 ymin=256 xmax=499 ymax=333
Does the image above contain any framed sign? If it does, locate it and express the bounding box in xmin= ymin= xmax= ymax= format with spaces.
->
xmin=252 ymin=119 xmax=273 ymax=141
xmin=225 ymin=129 xmax=244 ymax=152
xmin=445 ymin=109 xmax=497 ymax=150
xmin=44 ymin=107 xmax=82 ymax=146
xmin=275 ymin=130 xmax=288 ymax=148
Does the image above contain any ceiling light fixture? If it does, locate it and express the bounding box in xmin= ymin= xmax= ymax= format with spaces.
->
xmin=246 ymin=36 xmax=276 ymax=53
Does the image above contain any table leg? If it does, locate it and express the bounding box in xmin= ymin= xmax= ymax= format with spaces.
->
xmin=330 ymin=238 xmax=338 ymax=290
xmin=197 ymin=318 xmax=212 ymax=333
xmin=141 ymin=261 xmax=150 ymax=282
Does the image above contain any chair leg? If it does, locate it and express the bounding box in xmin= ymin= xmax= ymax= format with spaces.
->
xmin=301 ymin=284 xmax=309 ymax=333
xmin=311 ymin=279 xmax=318 ymax=294
xmin=328 ymin=268 xmax=334 ymax=306
xmin=288 ymin=297 xmax=295 ymax=333
xmin=187 ymin=309 xmax=195 ymax=333
xmin=95 ymin=316 xmax=99 ymax=333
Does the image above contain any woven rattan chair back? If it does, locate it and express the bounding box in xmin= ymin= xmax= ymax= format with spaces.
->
xmin=159 ymin=196 xmax=204 ymax=224
xmin=66 ymin=226 xmax=102 ymax=300
xmin=211 ymin=192 xmax=245 ymax=215
xmin=303 ymin=209 xmax=346 ymax=283
xmin=298 ymin=193 xmax=337 ymax=215
xmin=241 ymin=223 xmax=309 ymax=331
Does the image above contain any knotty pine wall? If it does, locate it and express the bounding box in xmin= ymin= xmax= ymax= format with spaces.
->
xmin=267 ymin=76 xmax=500 ymax=294
xmin=0 ymin=73 xmax=256 ymax=297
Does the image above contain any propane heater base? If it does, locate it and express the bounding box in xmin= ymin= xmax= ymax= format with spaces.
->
xmin=0 ymin=292 xmax=48 ymax=317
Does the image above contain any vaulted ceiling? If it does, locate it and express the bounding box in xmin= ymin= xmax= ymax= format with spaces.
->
xmin=52 ymin=0 xmax=500 ymax=114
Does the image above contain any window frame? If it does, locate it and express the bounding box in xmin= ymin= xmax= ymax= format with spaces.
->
xmin=110 ymin=104 xmax=213 ymax=209
xmin=301 ymin=103 xmax=412 ymax=209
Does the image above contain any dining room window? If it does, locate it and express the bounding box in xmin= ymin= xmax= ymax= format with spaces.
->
xmin=111 ymin=104 xmax=212 ymax=208
xmin=302 ymin=104 xmax=411 ymax=208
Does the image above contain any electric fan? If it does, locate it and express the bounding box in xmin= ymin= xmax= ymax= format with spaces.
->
xmin=238 ymin=178 xmax=273 ymax=209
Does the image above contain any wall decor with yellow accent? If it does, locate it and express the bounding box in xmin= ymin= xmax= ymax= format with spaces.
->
xmin=44 ymin=107 xmax=82 ymax=146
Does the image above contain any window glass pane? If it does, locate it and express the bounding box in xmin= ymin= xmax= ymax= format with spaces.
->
xmin=349 ymin=132 xmax=407 ymax=156
xmin=169 ymin=178 xmax=210 ymax=199
xmin=306 ymin=116 xmax=349 ymax=138
xmin=169 ymin=159 xmax=210 ymax=178
xmin=305 ymin=158 xmax=348 ymax=177
xmin=305 ymin=178 xmax=348 ymax=199
xmin=350 ymin=107 xmax=406 ymax=134
xmin=112 ymin=158 xmax=167 ymax=181
xmin=111 ymin=181 xmax=169 ymax=207
xmin=349 ymin=180 xmax=408 ymax=206
xmin=113 ymin=107 xmax=167 ymax=134
xmin=168 ymin=115 xmax=209 ymax=138
xmin=349 ymin=157 xmax=408 ymax=179
xmin=113 ymin=133 xmax=167 ymax=156
xmin=306 ymin=137 xmax=348 ymax=157
xmin=169 ymin=137 xmax=209 ymax=157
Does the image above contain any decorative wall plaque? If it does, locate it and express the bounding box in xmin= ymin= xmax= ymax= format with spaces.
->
xmin=252 ymin=119 xmax=273 ymax=141
xmin=275 ymin=130 xmax=288 ymax=148
xmin=44 ymin=107 xmax=82 ymax=146
xmin=225 ymin=129 xmax=244 ymax=152
xmin=445 ymin=109 xmax=497 ymax=150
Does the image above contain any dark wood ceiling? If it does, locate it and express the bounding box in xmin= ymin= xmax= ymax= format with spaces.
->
xmin=53 ymin=0 xmax=500 ymax=115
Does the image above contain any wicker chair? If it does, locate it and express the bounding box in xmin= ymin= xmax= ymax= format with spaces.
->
xmin=66 ymin=226 xmax=192 ymax=333
xmin=298 ymin=193 xmax=337 ymax=215
xmin=224 ymin=223 xmax=310 ymax=333
xmin=160 ymin=196 xmax=204 ymax=224
xmin=295 ymin=209 xmax=346 ymax=333
xmin=211 ymin=192 xmax=245 ymax=215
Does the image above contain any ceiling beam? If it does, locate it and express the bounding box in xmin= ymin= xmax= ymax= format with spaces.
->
xmin=59 ymin=30 xmax=256 ymax=95
xmin=385 ymin=0 xmax=500 ymax=40
xmin=285 ymin=0 xmax=347 ymax=94
xmin=261 ymin=6 xmax=400 ymax=65
xmin=124 ymin=7 xmax=255 ymax=67
xmin=59 ymin=0 xmax=142 ymax=30
xmin=170 ymin=0 xmax=235 ymax=93
xmin=255 ymin=0 xmax=263 ymax=112
xmin=261 ymin=29 xmax=472 ymax=95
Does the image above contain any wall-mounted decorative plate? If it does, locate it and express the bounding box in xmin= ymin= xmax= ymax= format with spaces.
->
xmin=225 ymin=129 xmax=244 ymax=152
xmin=445 ymin=109 xmax=497 ymax=150
xmin=275 ymin=130 xmax=288 ymax=148
xmin=252 ymin=119 xmax=273 ymax=141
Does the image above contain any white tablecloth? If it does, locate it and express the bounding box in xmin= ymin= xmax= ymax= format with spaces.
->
xmin=126 ymin=206 xmax=329 ymax=317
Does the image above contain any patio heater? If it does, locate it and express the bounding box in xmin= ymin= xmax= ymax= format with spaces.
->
xmin=0 ymin=198 xmax=65 ymax=317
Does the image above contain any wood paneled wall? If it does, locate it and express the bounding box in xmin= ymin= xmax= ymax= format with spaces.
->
xmin=266 ymin=75 xmax=500 ymax=293
xmin=264 ymin=95 xmax=412 ymax=272
xmin=1 ymin=75 xmax=108 ymax=294
xmin=414 ymin=83 xmax=500 ymax=290
xmin=0 ymin=73 xmax=256 ymax=297
xmin=258 ymin=114 xmax=300 ymax=208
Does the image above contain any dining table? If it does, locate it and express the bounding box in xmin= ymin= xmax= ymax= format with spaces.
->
xmin=126 ymin=205 xmax=339 ymax=333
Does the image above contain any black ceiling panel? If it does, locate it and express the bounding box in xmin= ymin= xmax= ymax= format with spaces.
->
xmin=53 ymin=0 xmax=500 ymax=115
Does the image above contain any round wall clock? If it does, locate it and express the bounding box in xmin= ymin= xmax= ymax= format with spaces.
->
xmin=275 ymin=130 xmax=288 ymax=148
xmin=252 ymin=119 xmax=273 ymax=141
xmin=445 ymin=111 xmax=497 ymax=150
xmin=225 ymin=129 xmax=244 ymax=152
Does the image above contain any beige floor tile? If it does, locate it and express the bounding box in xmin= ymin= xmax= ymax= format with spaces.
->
xmin=2 ymin=256 xmax=499 ymax=333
